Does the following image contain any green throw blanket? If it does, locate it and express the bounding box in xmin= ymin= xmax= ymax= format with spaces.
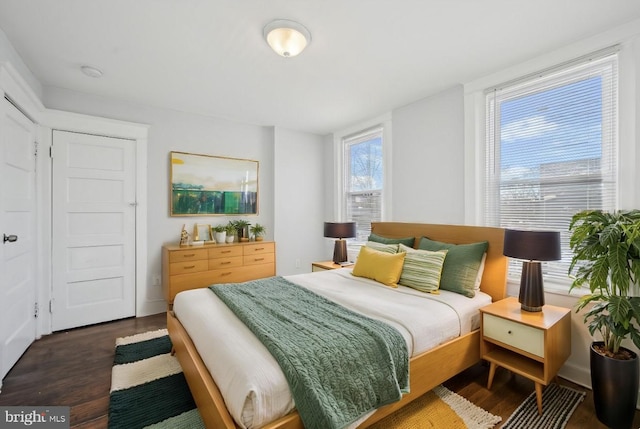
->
xmin=209 ymin=276 xmax=409 ymax=429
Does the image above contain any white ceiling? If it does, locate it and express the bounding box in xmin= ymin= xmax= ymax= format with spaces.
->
xmin=1 ymin=1 xmax=640 ymax=135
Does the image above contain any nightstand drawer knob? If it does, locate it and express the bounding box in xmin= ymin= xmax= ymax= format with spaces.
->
xmin=508 ymin=330 xmax=512 ymax=334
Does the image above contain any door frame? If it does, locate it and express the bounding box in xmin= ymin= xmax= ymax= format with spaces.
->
xmin=40 ymin=111 xmax=149 ymax=334
xmin=1 ymin=62 xmax=150 ymax=337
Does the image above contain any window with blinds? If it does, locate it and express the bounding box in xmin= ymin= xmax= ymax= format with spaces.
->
xmin=485 ymin=49 xmax=618 ymax=285
xmin=343 ymin=127 xmax=383 ymax=242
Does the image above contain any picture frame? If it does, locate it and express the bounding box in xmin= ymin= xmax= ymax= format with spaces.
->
xmin=193 ymin=224 xmax=213 ymax=243
xmin=170 ymin=151 xmax=259 ymax=216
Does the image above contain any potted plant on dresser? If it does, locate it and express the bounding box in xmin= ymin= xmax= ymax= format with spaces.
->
xmin=250 ymin=223 xmax=266 ymax=241
xmin=212 ymin=224 xmax=226 ymax=244
xmin=234 ymin=219 xmax=251 ymax=242
xmin=569 ymin=209 xmax=640 ymax=429
xmin=224 ymin=222 xmax=236 ymax=243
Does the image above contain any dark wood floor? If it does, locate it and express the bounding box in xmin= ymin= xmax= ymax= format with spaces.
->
xmin=1 ymin=313 xmax=639 ymax=428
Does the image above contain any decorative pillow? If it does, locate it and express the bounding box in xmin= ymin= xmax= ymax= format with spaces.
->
xmin=474 ymin=253 xmax=487 ymax=290
xmin=368 ymin=232 xmax=415 ymax=248
xmin=397 ymin=244 xmax=448 ymax=294
xmin=352 ymin=246 xmax=406 ymax=288
xmin=418 ymin=237 xmax=488 ymax=298
xmin=365 ymin=241 xmax=399 ymax=254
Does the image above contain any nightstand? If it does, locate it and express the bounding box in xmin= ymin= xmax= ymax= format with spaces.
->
xmin=480 ymin=296 xmax=571 ymax=414
xmin=311 ymin=261 xmax=342 ymax=272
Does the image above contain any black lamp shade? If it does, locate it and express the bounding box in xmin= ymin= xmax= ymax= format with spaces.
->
xmin=324 ymin=222 xmax=356 ymax=239
xmin=324 ymin=222 xmax=356 ymax=263
xmin=503 ymin=229 xmax=561 ymax=261
xmin=503 ymin=229 xmax=561 ymax=312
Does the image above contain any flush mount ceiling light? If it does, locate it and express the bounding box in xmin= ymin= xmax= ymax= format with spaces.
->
xmin=81 ymin=65 xmax=103 ymax=78
xmin=263 ymin=19 xmax=311 ymax=58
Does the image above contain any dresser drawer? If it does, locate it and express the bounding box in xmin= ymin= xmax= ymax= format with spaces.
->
xmin=243 ymin=252 xmax=275 ymax=266
xmin=209 ymin=246 xmax=242 ymax=259
xmin=169 ymin=259 xmax=209 ymax=276
xmin=483 ymin=313 xmax=544 ymax=358
xmin=169 ymin=248 xmax=208 ymax=263
xmin=209 ymin=256 xmax=243 ymax=270
xmin=210 ymin=264 xmax=276 ymax=285
xmin=243 ymin=242 xmax=275 ymax=255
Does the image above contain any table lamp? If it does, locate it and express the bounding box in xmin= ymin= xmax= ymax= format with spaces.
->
xmin=503 ymin=229 xmax=561 ymax=312
xmin=324 ymin=222 xmax=356 ymax=264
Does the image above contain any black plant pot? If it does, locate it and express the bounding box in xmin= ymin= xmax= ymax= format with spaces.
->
xmin=591 ymin=341 xmax=639 ymax=429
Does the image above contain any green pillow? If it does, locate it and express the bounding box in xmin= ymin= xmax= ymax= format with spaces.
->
xmin=365 ymin=241 xmax=398 ymax=254
xmin=418 ymin=237 xmax=488 ymax=298
xmin=397 ymin=244 xmax=448 ymax=294
xmin=368 ymin=232 xmax=415 ymax=248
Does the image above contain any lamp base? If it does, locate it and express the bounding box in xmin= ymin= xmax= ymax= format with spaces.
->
xmin=332 ymin=239 xmax=348 ymax=264
xmin=519 ymin=261 xmax=544 ymax=312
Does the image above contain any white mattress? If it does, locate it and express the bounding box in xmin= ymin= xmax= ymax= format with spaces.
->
xmin=173 ymin=268 xmax=492 ymax=429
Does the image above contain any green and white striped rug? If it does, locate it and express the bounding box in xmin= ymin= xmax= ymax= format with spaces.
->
xmin=108 ymin=329 xmax=204 ymax=429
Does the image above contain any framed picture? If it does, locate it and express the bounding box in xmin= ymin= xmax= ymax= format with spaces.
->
xmin=170 ymin=151 xmax=259 ymax=216
xmin=193 ymin=224 xmax=213 ymax=242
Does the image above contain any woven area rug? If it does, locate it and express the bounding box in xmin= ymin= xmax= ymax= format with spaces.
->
xmin=108 ymin=329 xmax=204 ymax=429
xmin=501 ymin=383 xmax=586 ymax=429
xmin=109 ymin=329 xmax=500 ymax=429
xmin=369 ymin=385 xmax=501 ymax=429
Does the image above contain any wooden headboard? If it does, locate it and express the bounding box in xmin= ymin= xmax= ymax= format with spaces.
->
xmin=371 ymin=222 xmax=507 ymax=302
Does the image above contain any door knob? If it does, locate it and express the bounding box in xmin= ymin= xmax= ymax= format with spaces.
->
xmin=3 ymin=234 xmax=18 ymax=243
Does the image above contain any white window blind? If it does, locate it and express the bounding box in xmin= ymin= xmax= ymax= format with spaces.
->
xmin=485 ymin=49 xmax=618 ymax=285
xmin=343 ymin=127 xmax=383 ymax=242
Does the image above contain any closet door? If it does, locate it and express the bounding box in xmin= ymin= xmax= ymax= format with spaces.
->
xmin=51 ymin=130 xmax=136 ymax=331
xmin=0 ymin=98 xmax=37 ymax=382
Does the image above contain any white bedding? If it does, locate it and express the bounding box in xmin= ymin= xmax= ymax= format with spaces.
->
xmin=173 ymin=268 xmax=492 ymax=429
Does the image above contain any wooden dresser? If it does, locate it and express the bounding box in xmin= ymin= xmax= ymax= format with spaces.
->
xmin=162 ymin=241 xmax=276 ymax=306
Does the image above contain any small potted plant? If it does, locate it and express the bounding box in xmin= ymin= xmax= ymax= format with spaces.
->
xmin=224 ymin=222 xmax=236 ymax=243
xmin=212 ymin=224 xmax=226 ymax=244
xmin=250 ymin=223 xmax=266 ymax=241
xmin=569 ymin=209 xmax=640 ymax=429
xmin=234 ymin=219 xmax=251 ymax=242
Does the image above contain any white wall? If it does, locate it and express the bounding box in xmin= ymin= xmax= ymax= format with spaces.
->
xmin=0 ymin=27 xmax=42 ymax=100
xmin=273 ymin=127 xmax=326 ymax=274
xmin=42 ymin=86 xmax=316 ymax=314
xmin=391 ymin=85 xmax=465 ymax=224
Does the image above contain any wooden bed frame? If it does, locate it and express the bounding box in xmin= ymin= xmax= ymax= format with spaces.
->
xmin=167 ymin=222 xmax=507 ymax=429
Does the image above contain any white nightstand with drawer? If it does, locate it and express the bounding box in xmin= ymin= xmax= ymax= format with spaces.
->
xmin=480 ymin=297 xmax=571 ymax=415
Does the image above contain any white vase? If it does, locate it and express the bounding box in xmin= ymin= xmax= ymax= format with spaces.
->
xmin=214 ymin=231 xmax=226 ymax=244
xmin=226 ymin=235 xmax=235 ymax=243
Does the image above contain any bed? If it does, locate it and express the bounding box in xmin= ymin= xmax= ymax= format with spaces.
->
xmin=167 ymin=222 xmax=508 ymax=429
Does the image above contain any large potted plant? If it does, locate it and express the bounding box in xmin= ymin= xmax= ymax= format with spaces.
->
xmin=569 ymin=209 xmax=640 ymax=429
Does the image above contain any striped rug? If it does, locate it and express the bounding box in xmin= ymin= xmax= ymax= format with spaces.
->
xmin=109 ymin=330 xmax=500 ymax=429
xmin=108 ymin=329 xmax=204 ymax=429
xmin=501 ymin=383 xmax=586 ymax=429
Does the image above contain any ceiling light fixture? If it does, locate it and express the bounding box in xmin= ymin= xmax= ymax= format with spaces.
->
xmin=81 ymin=65 xmax=103 ymax=78
xmin=263 ymin=19 xmax=311 ymax=58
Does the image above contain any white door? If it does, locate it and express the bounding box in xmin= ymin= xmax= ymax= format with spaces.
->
xmin=0 ymin=98 xmax=37 ymax=382
xmin=51 ymin=130 xmax=136 ymax=331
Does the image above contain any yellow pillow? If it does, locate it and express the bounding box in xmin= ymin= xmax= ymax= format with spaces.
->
xmin=352 ymin=246 xmax=406 ymax=288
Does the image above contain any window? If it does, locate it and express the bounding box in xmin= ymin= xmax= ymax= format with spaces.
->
xmin=485 ymin=49 xmax=618 ymax=285
xmin=343 ymin=127 xmax=384 ymax=242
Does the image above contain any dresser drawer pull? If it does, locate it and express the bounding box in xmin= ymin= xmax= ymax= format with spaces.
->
xmin=254 ymin=258 xmax=265 ymax=261
xmin=254 ymin=248 xmax=265 ymax=251
xmin=183 ymin=253 xmax=195 ymax=257
xmin=221 ymin=272 xmax=232 ymax=276
xmin=183 ymin=265 xmax=196 ymax=269
xmin=222 ymin=250 xmax=232 ymax=253
xmin=220 ymin=261 xmax=231 ymax=265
